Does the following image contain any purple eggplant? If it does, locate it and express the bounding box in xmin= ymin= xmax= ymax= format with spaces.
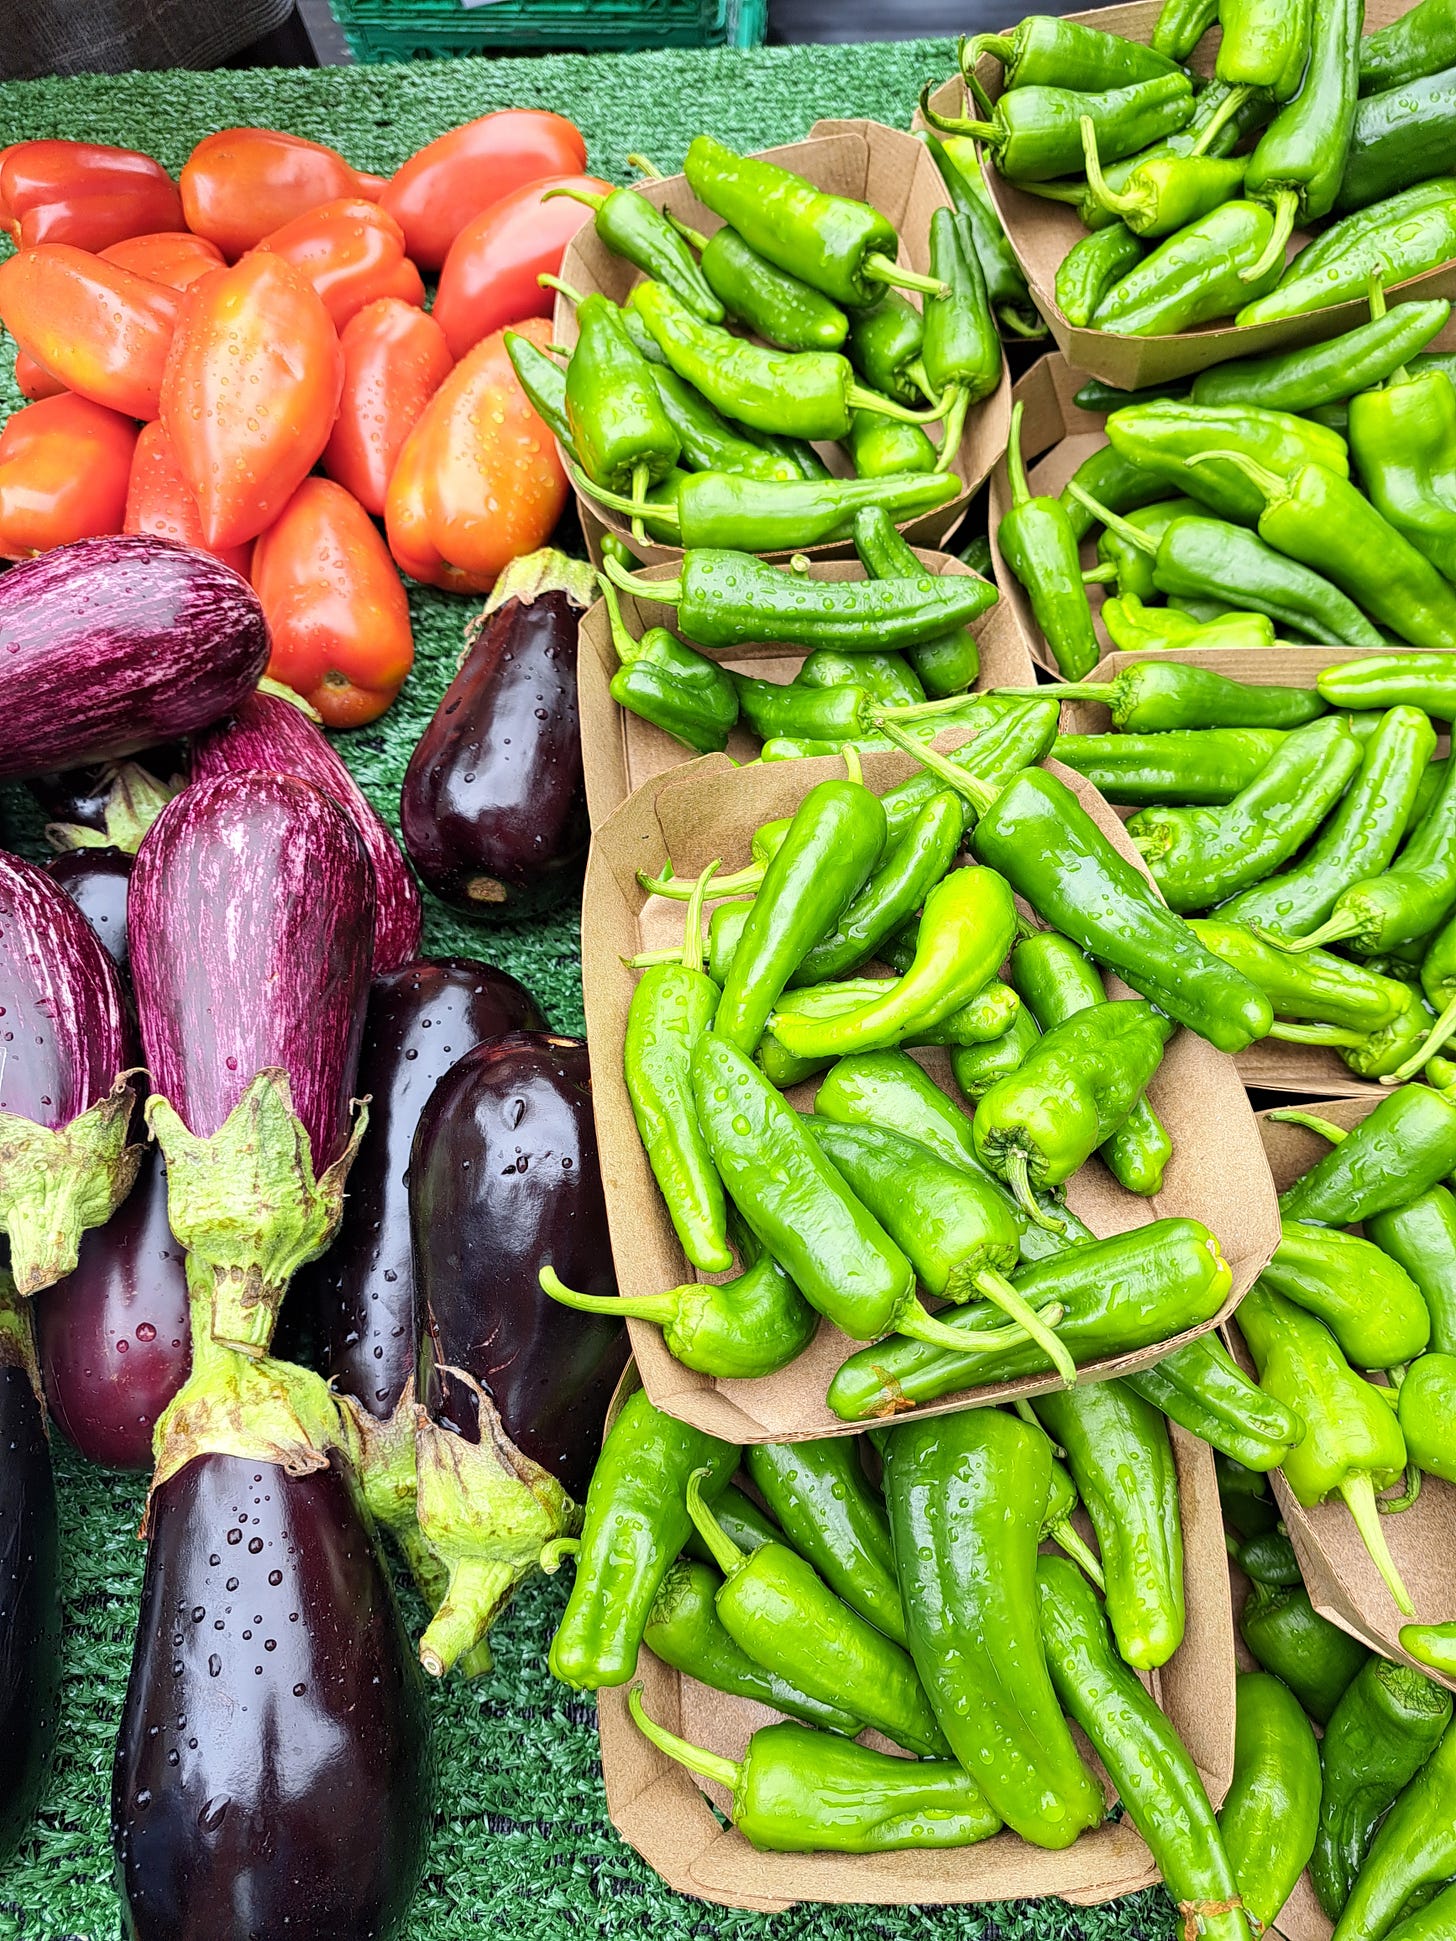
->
xmin=0 ymin=850 xmax=139 ymax=1293
xmin=35 ymin=1145 xmax=190 ymax=1470
xmin=46 ymin=845 xmax=133 ymax=981
xmin=129 ymin=772 xmax=375 ymax=1355
xmin=400 ymin=550 xmax=595 ymax=912
xmin=409 ymin=1030 xmax=627 ymax=1675
xmin=0 ymin=536 xmax=268 ymax=784
xmin=112 ymin=1450 xmax=430 ymax=1941
xmin=192 ymin=690 xmax=422 ymax=975
xmin=0 ymin=1286 xmax=60 ymax=1860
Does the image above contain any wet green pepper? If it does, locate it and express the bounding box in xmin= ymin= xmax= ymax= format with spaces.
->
xmin=1314 ymin=1651 xmax=1456 ymax=1919
xmin=846 ymin=406 xmax=938 ymax=479
xmin=921 ymin=208 xmax=1001 ymax=465
xmin=1092 ymin=201 xmax=1286 ymax=334
xmin=1219 ymin=1672 xmax=1322 ymax=1933
xmin=1032 ymin=1378 xmax=1185 ymax=1669
xmin=873 ymin=695 xmax=1060 ymax=836
xmin=966 ymin=13 xmax=1176 ymax=89
xmin=1369 ymin=1192 xmax=1456 ymax=1358
xmin=684 ymin=1470 xmax=948 ymax=1756
xmin=919 ymin=128 xmax=1046 ymax=341
xmin=589 ymin=465 xmax=957 ymax=553
xmin=547 ymin=1388 xmax=737 ymax=1690
xmin=1240 ymin=1580 xmax=1369 ymax=1724
xmin=846 ymin=290 xmax=926 ymax=408
xmin=1277 ymin=1087 xmax=1456 ymax=1226
xmin=1359 ymin=0 xmax=1456 ymax=94
xmin=1056 ymin=223 xmax=1146 ymax=328
xmin=1236 ymin=1284 xmax=1415 ymax=1615
xmin=601 ymin=573 xmax=740 ymax=756
xmin=730 ymin=670 xmax=870 ymax=745
xmin=1217 ymin=0 xmax=1311 ymax=97
xmin=796 ymin=647 xmax=923 ymax=706
xmin=1102 ymin=595 xmax=1277 ymax=654
xmin=1153 ymin=0 xmax=1218 ymax=60
xmin=1400 ymin=1622 xmax=1456 ymax=1679
xmin=627 ymin=1688 xmax=1001 ymax=1853
xmin=562 ymin=289 xmax=680 ymax=507
xmin=643 ymin=1559 xmax=861 ymax=1733
xmin=1384 ymin=1882 xmax=1456 ymax=1941
xmin=1058 ymin=726 xmax=1293 ymax=808
xmin=1105 ymin=399 xmax=1350 ymax=526
xmin=696 ymin=223 xmax=850 ymax=352
xmin=828 ymin=1218 xmax=1233 ymax=1419
xmin=1330 ymin=1717 xmax=1456 ymax=1941
xmin=925 ymin=70 xmax=1195 ymax=185
xmin=1094 ymin=504 xmax=1200 ymax=603
xmin=1241 ymin=0 xmax=1363 ymax=280
xmin=1125 ymin=1331 xmax=1306 ymax=1470
xmin=1192 ymin=299 xmax=1451 ymax=413
xmin=744 ymin=1439 xmax=905 ymax=1645
xmin=1080 ymin=112 xmax=1247 ymax=240
xmin=1191 ymin=919 xmax=1417 ymax=1033
xmin=758 ymin=978 xmax=1019 ymax=1087
xmin=1058 ymin=441 xmax=1170 ymax=543
xmin=1349 ymin=360 xmax=1456 ymax=588
xmin=1260 ymin=1218 xmax=1432 ymax=1368
xmin=884 ymin=1408 xmax=1104 ymax=1850
xmin=1232 ymin=1526 xmax=1303 ymax=1585
xmin=998 ymin=400 xmax=1099 ymax=680
xmin=641 ymin=356 xmax=805 ymax=483
xmin=1398 ymin=1352 xmax=1456 ymax=1483
xmin=1127 ymin=717 xmax=1363 ymax=913
xmin=505 ymin=329 xmax=576 ymax=452
xmin=682 ymin=1482 xmax=780 ymax=1563
xmin=1038 ymin=1556 xmax=1253 ymax=1941
xmin=1239 ymin=178 xmax=1456 ymax=326
xmin=547 ymin=181 xmax=723 ymax=320
xmin=1337 ymin=65 xmax=1456 ymax=212
xmin=1050 ymin=660 xmax=1328 ymax=733
xmin=853 ymin=505 xmax=984 ymax=699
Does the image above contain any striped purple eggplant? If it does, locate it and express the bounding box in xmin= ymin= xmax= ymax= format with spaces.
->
xmin=128 ymin=772 xmax=375 ymax=1355
xmin=410 ymin=1031 xmax=627 ymax=1677
xmin=0 ymin=850 xmax=140 ymax=1293
xmin=0 ymin=536 xmax=268 ymax=784
xmin=192 ymin=690 xmax=421 ymax=974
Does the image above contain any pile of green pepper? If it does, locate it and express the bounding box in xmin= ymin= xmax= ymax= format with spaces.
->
xmin=924 ymin=6 xmax=1456 ymax=339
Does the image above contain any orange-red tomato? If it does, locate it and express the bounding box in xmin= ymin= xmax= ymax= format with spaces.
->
xmin=378 ymin=110 xmax=587 ymax=272
xmin=322 ymin=298 xmax=453 ymax=518
xmin=253 ymin=477 xmax=414 ymax=728
xmin=180 ymin=129 xmax=386 ymax=259
xmin=160 ymin=253 xmax=344 ymax=551
xmin=0 ymin=393 xmax=137 ymax=559
xmin=255 ymin=196 xmax=420 ymax=332
xmin=431 ymin=173 xmax=609 ymax=362
xmin=0 ymin=140 xmax=184 ymax=252
xmin=384 ymin=316 xmax=567 ymax=596
xmin=123 ymin=419 xmax=253 ymax=576
xmin=100 ymin=229 xmax=225 ymax=290
xmin=14 ymin=350 xmax=64 ymax=400
xmin=0 ymin=244 xmax=181 ymax=419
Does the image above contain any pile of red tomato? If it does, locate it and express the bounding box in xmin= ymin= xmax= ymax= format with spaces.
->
xmin=0 ymin=113 xmax=609 ymax=724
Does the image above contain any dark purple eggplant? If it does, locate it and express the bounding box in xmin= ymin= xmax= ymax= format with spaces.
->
xmin=112 ymin=1450 xmax=430 ymax=1941
xmin=0 ymin=850 xmax=139 ymax=1294
xmin=0 ymin=536 xmax=269 ymax=783
xmin=0 ymin=1288 xmax=60 ymax=1860
xmin=409 ymin=1030 xmax=627 ymax=1676
xmin=35 ymin=1145 xmax=190 ymax=1470
xmin=128 ymin=772 xmax=375 ymax=1355
xmin=192 ymin=690 xmax=422 ymax=974
xmin=399 ymin=550 xmax=595 ymax=912
xmin=46 ymin=845 xmax=133 ymax=981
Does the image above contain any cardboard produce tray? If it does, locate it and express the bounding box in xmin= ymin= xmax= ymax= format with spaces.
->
xmin=1058 ymin=643 xmax=1456 ymax=1099
xmin=578 ymin=544 xmax=1034 ymax=826
xmin=598 ymin=1370 xmax=1235 ymax=1912
xmin=581 ymin=744 xmax=1280 ymax=1443
xmin=922 ymin=0 xmax=1456 ymax=389
xmin=1229 ymin=1099 xmax=1456 ymax=1693
xmin=553 ymin=120 xmax=1010 ymax=566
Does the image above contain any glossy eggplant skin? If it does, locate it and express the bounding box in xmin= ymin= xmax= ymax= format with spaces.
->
xmin=400 ymin=588 xmax=589 ymax=911
xmin=192 ymin=692 xmax=421 ymax=975
xmin=112 ymin=1451 xmax=430 ymax=1941
xmin=0 ymin=536 xmax=269 ymax=783
xmin=0 ymin=1349 xmax=61 ymax=1860
xmin=35 ymin=1145 xmax=190 ymax=1469
xmin=296 ymin=958 xmax=544 ymax=1422
xmin=412 ymin=1032 xmax=626 ymax=1502
xmin=46 ymin=846 xmax=133 ymax=981
xmin=129 ymin=773 xmax=374 ymax=1164
xmin=0 ymin=848 xmax=130 ymax=1128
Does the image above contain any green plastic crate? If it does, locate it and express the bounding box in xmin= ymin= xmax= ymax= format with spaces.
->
xmin=334 ymin=0 xmax=767 ymax=60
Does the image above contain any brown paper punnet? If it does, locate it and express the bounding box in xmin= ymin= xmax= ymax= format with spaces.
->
xmin=1059 ymin=644 xmax=1456 ymax=1099
xmin=578 ymin=546 xmax=1036 ymax=827
xmin=1228 ymin=1098 xmax=1456 ymax=1693
xmin=598 ymin=1419 xmax=1234 ymax=1910
xmin=582 ymin=745 xmax=1280 ymax=1442
xmin=553 ymin=121 xmax=1011 ymax=566
xmin=923 ymin=0 xmax=1456 ymax=389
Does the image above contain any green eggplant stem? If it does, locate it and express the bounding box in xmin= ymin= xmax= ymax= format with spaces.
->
xmin=539 ymin=1536 xmax=581 ymax=1573
xmin=630 ymin=1685 xmax=740 ymax=1789
xmin=1342 ymin=1471 xmax=1416 ymax=1616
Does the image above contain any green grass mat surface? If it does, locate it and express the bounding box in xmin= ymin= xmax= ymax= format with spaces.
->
xmin=0 ymin=40 xmax=1177 ymax=1941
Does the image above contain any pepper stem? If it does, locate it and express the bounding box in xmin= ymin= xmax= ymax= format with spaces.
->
xmin=541 ymin=185 xmax=608 ymax=213
xmin=933 ymin=385 xmax=970 ymax=475
xmin=1006 ymin=398 xmax=1031 ymax=509
xmin=664 ymin=208 xmax=710 ymax=252
xmin=1188 ymin=448 xmax=1284 ymax=500
xmin=598 ymin=572 xmax=644 ymax=666
xmin=572 ymin=465 xmax=683 ymax=534
xmin=540 ymin=1264 xmax=679 ymax=1327
xmin=1048 ymin=1517 xmax=1106 ymax=1589
xmin=1341 ymin=1470 xmax=1416 ymax=1616
xmin=1082 ymin=564 xmax=1117 ymax=584
xmin=1383 ymin=992 xmax=1456 ymax=1083
xmin=680 ymin=859 xmax=720 ymax=974
xmin=849 ymin=382 xmax=947 ymax=425
xmin=1379 ymin=1463 xmax=1423 ymax=1514
xmin=1018 ymin=682 xmax=1105 ymax=703
xmin=603 ymin=552 xmax=681 ymax=603
xmin=918 ymin=81 xmax=996 ymax=144
xmin=1272 ymin=911 xmax=1360 ymax=954
xmin=630 ymin=459 xmax=650 ymax=545
xmin=867 ymin=714 xmax=1000 ymax=815
xmin=1267 ymin=1022 xmax=1366 ymax=1049
xmin=537 ymin=272 xmax=586 ymax=306
xmin=1242 ymin=189 xmax=1298 ymax=283
xmin=1005 ymin=1149 xmax=1067 ymax=1233
xmin=628 ymin=1686 xmax=741 ymax=1791
xmin=539 ymin=1537 xmax=581 ymax=1573
xmin=1079 ymin=117 xmax=1138 ymax=219
xmin=627 ymin=153 xmax=665 ymax=179
xmin=638 ymin=858 xmax=764 ymax=901
xmin=961 ymin=32 xmax=1011 ymax=75
xmin=841 ymin=743 xmax=864 ymax=786
xmin=1191 ymin=84 xmax=1253 ymax=156
xmin=880 ymin=689 xmax=990 ymax=722
xmin=895 ymin=1297 xmax=1068 ymax=1355
xmin=1266 ymin=1108 xmax=1348 ymax=1144
xmin=685 ymin=1467 xmax=745 ymax=1576
xmin=863 ymin=252 xmax=950 ymax=301
xmin=1066 ymin=481 xmax=1155 ymax=552
xmin=974 ymin=1266 xmax=1078 ymax=1384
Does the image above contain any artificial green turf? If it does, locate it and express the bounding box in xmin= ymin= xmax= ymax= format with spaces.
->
xmin=0 ymin=38 xmax=1178 ymax=1941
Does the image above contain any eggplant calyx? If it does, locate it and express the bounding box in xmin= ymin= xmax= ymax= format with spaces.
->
xmin=44 ymin=760 xmax=181 ymax=857
xmin=336 ymin=1385 xmax=419 ymax=1543
xmin=413 ymin=1370 xmax=580 ymax=1679
xmin=145 ymin=1071 xmax=369 ymax=1358
xmin=472 ymin=548 xmax=598 ymax=631
xmin=0 ymin=1072 xmax=143 ymax=1296
xmin=0 ymin=1265 xmax=45 ymax=1410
